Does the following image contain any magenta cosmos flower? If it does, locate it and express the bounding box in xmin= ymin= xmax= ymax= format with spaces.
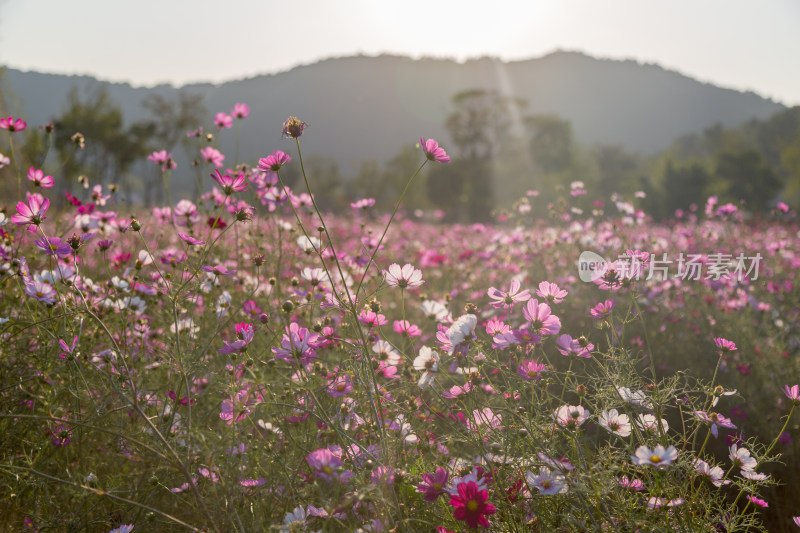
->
xmin=11 ymin=196 xmax=50 ymax=232
xmin=417 ymin=467 xmax=449 ymax=502
xmin=219 ymin=322 xmax=255 ymax=354
xmin=419 ymin=137 xmax=450 ymax=163
xmin=0 ymin=116 xmax=27 ymax=132
xmin=449 ymin=480 xmax=496 ymax=529
xmin=258 ymin=150 xmax=291 ymax=172
xmin=746 ymin=495 xmax=768 ymax=508
xmin=211 ymin=169 xmax=248 ymax=195
xmin=384 ymin=263 xmax=424 ymax=289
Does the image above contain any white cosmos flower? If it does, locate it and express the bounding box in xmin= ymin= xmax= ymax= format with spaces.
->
xmin=729 ymin=445 xmax=757 ymax=472
xmin=597 ymin=409 xmax=631 ymax=437
xmin=526 ymin=466 xmax=567 ymax=495
xmin=446 ymin=314 xmax=477 ymax=354
xmin=413 ymin=346 xmax=439 ymax=388
xmin=631 ymin=445 xmax=677 ymax=468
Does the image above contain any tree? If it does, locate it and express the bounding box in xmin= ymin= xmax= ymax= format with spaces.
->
xmin=440 ymin=90 xmax=526 ymax=221
xmin=713 ymin=150 xmax=781 ymax=209
xmin=54 ymin=87 xmax=154 ymax=200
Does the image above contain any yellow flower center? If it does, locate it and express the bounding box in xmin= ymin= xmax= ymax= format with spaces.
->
xmin=466 ymin=500 xmax=478 ymax=512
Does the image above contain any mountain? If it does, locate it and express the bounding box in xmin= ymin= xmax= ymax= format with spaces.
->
xmin=1 ymin=51 xmax=785 ymax=191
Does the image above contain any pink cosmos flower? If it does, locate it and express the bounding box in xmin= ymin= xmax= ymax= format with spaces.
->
xmin=11 ymin=196 xmax=50 ymax=232
xmin=220 ymin=389 xmax=253 ymax=425
xmin=417 ymin=467 xmax=449 ymax=502
xmin=714 ymin=337 xmax=737 ymax=353
xmin=258 ymin=150 xmax=291 ymax=172
xmin=0 ymin=116 xmax=27 ymax=132
xmin=108 ymin=525 xmax=134 ymax=533
xmin=485 ymin=317 xmax=508 ymax=336
xmin=214 ymin=112 xmax=233 ymax=129
xmin=35 ymin=236 xmax=72 ymax=258
xmin=393 ymin=320 xmax=422 ymax=337
xmin=231 ymin=103 xmax=250 ymax=119
xmin=784 ymin=384 xmax=800 ymax=404
xmin=618 ymin=475 xmax=644 ymax=491
xmin=201 ymin=264 xmax=237 ymax=276
xmin=420 ymin=137 xmax=450 ymax=163
xmin=27 ymin=167 xmax=54 ymax=188
xmin=148 ymin=150 xmax=170 ymax=164
xmin=25 ymin=279 xmax=58 ymax=304
xmin=694 ymin=410 xmax=737 ymax=438
xmin=441 ymin=383 xmax=475 ymax=399
xmin=326 ymin=374 xmax=353 ymax=397
xmin=211 ymin=170 xmax=248 ymax=195
xmin=556 ymin=334 xmax=592 ymax=358
xmin=384 ymin=263 xmax=424 ymax=289
xmin=487 ymin=279 xmax=530 ymax=309
xmin=178 ymin=233 xmax=206 ymax=246
xmin=589 ymin=299 xmax=615 ymax=318
xmin=272 ymin=323 xmax=321 ymax=365
xmin=358 ymin=310 xmax=388 ymax=327
xmin=200 ymin=146 xmax=225 ymax=167
xmin=350 ymin=198 xmax=375 ymax=209
xmin=58 ymin=336 xmax=78 ymax=360
xmin=517 ymin=359 xmax=547 ymax=380
xmin=536 ymin=281 xmax=568 ymax=304
xmin=523 ymin=299 xmax=561 ymax=336
xmin=306 ymin=448 xmax=353 ymax=483
xmin=449 ymin=480 xmax=495 ymax=529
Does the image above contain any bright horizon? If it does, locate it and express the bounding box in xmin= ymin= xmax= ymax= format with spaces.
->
xmin=1 ymin=0 xmax=799 ymax=105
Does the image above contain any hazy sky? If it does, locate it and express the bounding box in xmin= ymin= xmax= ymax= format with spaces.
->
xmin=1 ymin=0 xmax=799 ymax=105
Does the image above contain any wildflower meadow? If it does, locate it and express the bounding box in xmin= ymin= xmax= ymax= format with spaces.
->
xmin=1 ymin=108 xmax=800 ymax=532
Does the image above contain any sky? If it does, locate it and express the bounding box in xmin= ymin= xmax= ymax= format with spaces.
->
xmin=1 ymin=0 xmax=799 ymax=105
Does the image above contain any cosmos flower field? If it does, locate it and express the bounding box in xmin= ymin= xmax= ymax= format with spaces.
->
xmin=1 ymin=110 xmax=800 ymax=532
